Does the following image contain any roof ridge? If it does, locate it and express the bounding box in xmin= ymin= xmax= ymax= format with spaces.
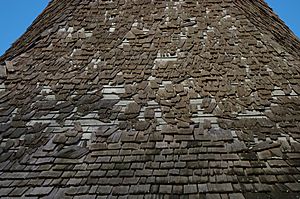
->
xmin=235 ymin=0 xmax=300 ymax=57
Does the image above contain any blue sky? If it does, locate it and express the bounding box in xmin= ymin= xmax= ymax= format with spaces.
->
xmin=265 ymin=0 xmax=300 ymax=38
xmin=0 ymin=0 xmax=299 ymax=56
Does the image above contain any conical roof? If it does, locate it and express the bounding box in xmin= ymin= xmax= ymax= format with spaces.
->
xmin=0 ymin=0 xmax=300 ymax=198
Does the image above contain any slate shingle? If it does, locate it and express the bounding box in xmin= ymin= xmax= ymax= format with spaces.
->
xmin=0 ymin=0 xmax=300 ymax=198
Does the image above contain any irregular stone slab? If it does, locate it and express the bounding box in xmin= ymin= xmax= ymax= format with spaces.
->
xmin=144 ymin=108 xmax=155 ymax=119
xmin=125 ymin=102 xmax=141 ymax=115
xmin=54 ymin=146 xmax=89 ymax=159
xmin=53 ymin=134 xmax=67 ymax=144
xmin=134 ymin=121 xmax=150 ymax=131
xmin=252 ymin=141 xmax=281 ymax=152
xmin=5 ymin=61 xmax=15 ymax=72
xmin=0 ymin=65 xmax=7 ymax=78
xmin=226 ymin=140 xmax=248 ymax=153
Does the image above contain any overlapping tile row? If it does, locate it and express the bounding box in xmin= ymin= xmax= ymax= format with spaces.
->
xmin=0 ymin=0 xmax=300 ymax=198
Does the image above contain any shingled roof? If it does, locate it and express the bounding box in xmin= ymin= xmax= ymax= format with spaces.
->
xmin=0 ymin=0 xmax=300 ymax=198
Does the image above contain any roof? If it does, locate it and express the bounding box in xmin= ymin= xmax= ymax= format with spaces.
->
xmin=0 ymin=0 xmax=300 ymax=198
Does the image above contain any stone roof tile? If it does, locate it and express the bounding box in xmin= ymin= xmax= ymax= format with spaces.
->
xmin=0 ymin=0 xmax=300 ymax=198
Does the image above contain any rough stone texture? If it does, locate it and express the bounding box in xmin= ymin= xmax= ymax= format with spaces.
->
xmin=0 ymin=0 xmax=300 ymax=198
xmin=0 ymin=65 xmax=7 ymax=78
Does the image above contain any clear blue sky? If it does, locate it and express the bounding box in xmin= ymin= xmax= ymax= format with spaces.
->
xmin=0 ymin=0 xmax=299 ymax=56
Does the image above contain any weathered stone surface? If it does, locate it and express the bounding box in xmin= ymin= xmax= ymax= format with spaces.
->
xmin=134 ymin=121 xmax=150 ymax=131
xmin=54 ymin=146 xmax=89 ymax=159
xmin=0 ymin=65 xmax=7 ymax=78
xmin=53 ymin=134 xmax=67 ymax=144
xmin=26 ymin=187 xmax=53 ymax=196
xmin=144 ymin=108 xmax=155 ymax=119
xmin=0 ymin=0 xmax=300 ymax=198
xmin=252 ymin=141 xmax=281 ymax=152
xmin=125 ymin=102 xmax=141 ymax=116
